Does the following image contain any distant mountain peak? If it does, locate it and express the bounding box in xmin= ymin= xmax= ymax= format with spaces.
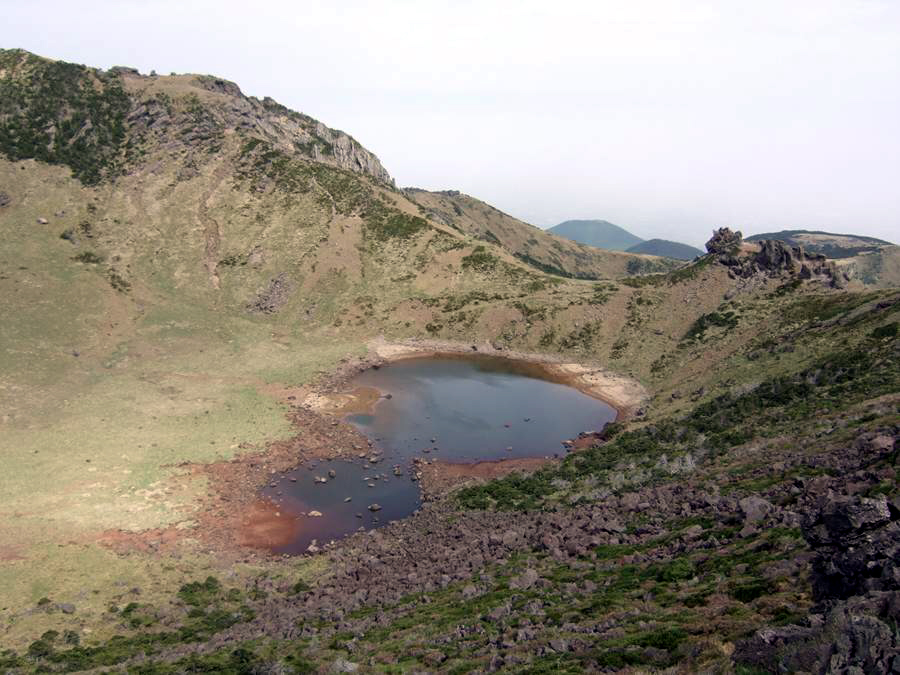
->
xmin=626 ymin=239 xmax=704 ymax=260
xmin=547 ymin=219 xmax=643 ymax=251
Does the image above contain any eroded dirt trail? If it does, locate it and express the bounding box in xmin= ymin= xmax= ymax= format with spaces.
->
xmin=199 ymin=161 xmax=232 ymax=290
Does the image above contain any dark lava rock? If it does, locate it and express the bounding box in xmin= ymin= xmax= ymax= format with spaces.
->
xmin=510 ymin=568 xmax=539 ymax=590
xmin=739 ymin=496 xmax=773 ymax=524
xmin=197 ymin=76 xmax=243 ymax=97
xmin=734 ymin=592 xmax=900 ymax=674
xmin=802 ymin=494 xmax=899 ymax=601
xmin=705 ymin=227 xmax=743 ymax=254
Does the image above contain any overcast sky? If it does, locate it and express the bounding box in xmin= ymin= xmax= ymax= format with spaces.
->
xmin=3 ymin=0 xmax=899 ymax=246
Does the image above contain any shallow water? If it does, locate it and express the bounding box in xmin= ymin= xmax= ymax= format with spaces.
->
xmin=260 ymin=354 xmax=615 ymax=554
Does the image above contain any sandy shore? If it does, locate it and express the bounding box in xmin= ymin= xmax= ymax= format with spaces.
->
xmin=305 ymin=336 xmax=648 ymax=422
xmin=101 ymin=338 xmax=646 ymax=557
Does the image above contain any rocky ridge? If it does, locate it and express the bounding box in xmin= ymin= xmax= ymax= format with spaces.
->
xmin=707 ymin=227 xmax=850 ymax=288
xmin=0 ymin=48 xmax=393 ymax=187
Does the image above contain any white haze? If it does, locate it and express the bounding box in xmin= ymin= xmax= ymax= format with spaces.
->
xmin=2 ymin=0 xmax=899 ymax=247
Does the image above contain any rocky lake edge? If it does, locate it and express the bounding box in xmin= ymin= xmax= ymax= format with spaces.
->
xmin=99 ymin=339 xmax=645 ymax=560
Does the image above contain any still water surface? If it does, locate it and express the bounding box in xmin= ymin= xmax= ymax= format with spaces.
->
xmin=260 ymin=355 xmax=615 ymax=554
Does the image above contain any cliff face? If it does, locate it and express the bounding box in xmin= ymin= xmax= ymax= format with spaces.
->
xmin=0 ymin=49 xmax=394 ymax=186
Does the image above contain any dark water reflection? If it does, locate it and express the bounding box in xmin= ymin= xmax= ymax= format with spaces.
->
xmin=260 ymin=355 xmax=615 ymax=554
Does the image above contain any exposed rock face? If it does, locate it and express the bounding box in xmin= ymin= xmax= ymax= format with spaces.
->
xmin=734 ymin=593 xmax=900 ymax=674
xmin=0 ymin=191 xmax=9 ymax=207
xmin=195 ymin=75 xmax=243 ymax=98
xmin=705 ymin=227 xmax=743 ymax=254
xmin=122 ymin=84 xmax=394 ymax=185
xmin=0 ymin=49 xmax=395 ymax=187
xmin=739 ymin=495 xmax=773 ymax=524
xmin=752 ymin=239 xmax=849 ymax=287
xmin=803 ymin=494 xmax=900 ymax=601
xmin=706 ymin=227 xmax=850 ymax=288
xmin=735 ymin=437 xmax=900 ymax=675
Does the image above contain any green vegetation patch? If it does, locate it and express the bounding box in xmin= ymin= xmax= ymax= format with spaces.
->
xmin=682 ymin=309 xmax=739 ymax=342
xmin=0 ymin=50 xmax=130 ymax=184
xmin=363 ymin=202 xmax=430 ymax=241
xmin=459 ymin=317 xmax=899 ymax=509
xmin=462 ymin=245 xmax=500 ymax=272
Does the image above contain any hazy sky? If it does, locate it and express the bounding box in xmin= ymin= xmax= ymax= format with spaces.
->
xmin=3 ymin=0 xmax=899 ymax=246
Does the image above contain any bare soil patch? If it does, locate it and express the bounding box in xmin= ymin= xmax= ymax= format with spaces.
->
xmin=99 ymin=339 xmax=643 ymax=557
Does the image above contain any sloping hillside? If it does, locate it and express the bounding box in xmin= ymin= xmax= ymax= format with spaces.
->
xmin=548 ymin=218 xmax=643 ymax=250
xmin=838 ymin=245 xmax=900 ymax=288
xmin=405 ymin=189 xmax=680 ymax=279
xmin=0 ymin=48 xmax=392 ymax=186
xmin=746 ymin=229 xmax=894 ymax=258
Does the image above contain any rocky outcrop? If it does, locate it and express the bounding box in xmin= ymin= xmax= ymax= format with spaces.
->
xmin=705 ymin=227 xmax=850 ymax=288
xmin=735 ymin=433 xmax=900 ymax=674
xmin=803 ymin=494 xmax=900 ymax=601
xmin=0 ymin=191 xmax=9 ymax=207
xmin=122 ymin=82 xmax=394 ymax=186
xmin=313 ymin=122 xmax=393 ymax=184
xmin=753 ymin=239 xmax=849 ymax=287
xmin=0 ymin=49 xmax=395 ymax=187
xmin=705 ymin=227 xmax=743 ymax=254
xmin=734 ymin=593 xmax=900 ymax=674
xmin=195 ymin=75 xmax=243 ymax=98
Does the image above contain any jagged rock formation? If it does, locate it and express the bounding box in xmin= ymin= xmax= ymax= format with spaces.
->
xmin=705 ymin=227 xmax=744 ymax=254
xmin=804 ymin=492 xmax=900 ymax=601
xmin=734 ymin=594 xmax=900 ymax=674
xmin=706 ymin=227 xmax=850 ymax=288
xmin=0 ymin=48 xmax=393 ymax=186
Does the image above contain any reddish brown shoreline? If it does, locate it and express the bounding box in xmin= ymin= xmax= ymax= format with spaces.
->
xmin=99 ymin=341 xmax=645 ymax=558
